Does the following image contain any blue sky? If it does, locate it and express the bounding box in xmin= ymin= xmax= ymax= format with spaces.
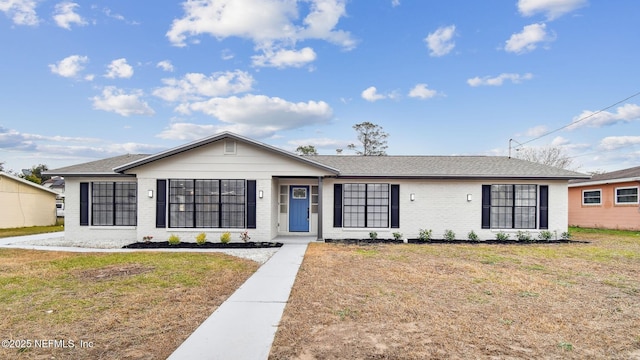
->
xmin=1 ymin=0 xmax=639 ymax=173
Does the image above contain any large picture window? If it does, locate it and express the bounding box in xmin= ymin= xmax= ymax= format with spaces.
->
xmin=343 ymin=183 xmax=389 ymax=228
xmin=91 ymin=182 xmax=137 ymax=226
xmin=169 ymin=179 xmax=246 ymax=228
xmin=489 ymin=184 xmax=537 ymax=229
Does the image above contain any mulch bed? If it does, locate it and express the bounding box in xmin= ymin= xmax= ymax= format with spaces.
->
xmin=325 ymin=238 xmax=589 ymax=245
xmin=123 ymin=241 xmax=283 ymax=249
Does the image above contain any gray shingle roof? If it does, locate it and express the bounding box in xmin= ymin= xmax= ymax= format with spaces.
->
xmin=569 ymin=165 xmax=640 ymax=186
xmin=46 ymin=154 xmax=149 ymax=176
xmin=309 ymin=155 xmax=587 ymax=179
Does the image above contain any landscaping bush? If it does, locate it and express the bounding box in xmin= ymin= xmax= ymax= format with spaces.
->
xmin=418 ymin=229 xmax=432 ymax=242
xmin=168 ymin=234 xmax=181 ymax=245
xmin=220 ymin=232 xmax=231 ymax=244
xmin=196 ymin=232 xmax=207 ymax=245
xmin=467 ymin=230 xmax=479 ymax=241
xmin=538 ymin=230 xmax=553 ymax=241
xmin=369 ymin=231 xmax=378 ymax=240
xmin=444 ymin=229 xmax=456 ymax=241
xmin=516 ymin=231 xmax=533 ymax=242
xmin=495 ymin=231 xmax=510 ymax=241
xmin=392 ymin=232 xmax=403 ymax=241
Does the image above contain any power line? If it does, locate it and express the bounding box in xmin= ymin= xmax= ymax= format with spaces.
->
xmin=514 ymin=90 xmax=640 ymax=149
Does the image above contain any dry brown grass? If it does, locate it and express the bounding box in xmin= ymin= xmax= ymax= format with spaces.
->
xmin=271 ymin=230 xmax=640 ymax=359
xmin=0 ymin=249 xmax=258 ymax=359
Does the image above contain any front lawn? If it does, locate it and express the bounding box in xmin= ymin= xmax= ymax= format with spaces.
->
xmin=270 ymin=228 xmax=640 ymax=359
xmin=0 ymin=249 xmax=258 ymax=359
xmin=0 ymin=220 xmax=64 ymax=238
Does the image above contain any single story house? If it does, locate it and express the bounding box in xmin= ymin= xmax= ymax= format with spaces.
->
xmin=47 ymin=132 xmax=588 ymax=243
xmin=0 ymin=171 xmax=58 ymax=228
xmin=568 ymin=166 xmax=640 ymax=230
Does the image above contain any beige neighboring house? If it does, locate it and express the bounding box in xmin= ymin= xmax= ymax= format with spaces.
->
xmin=0 ymin=172 xmax=58 ymax=228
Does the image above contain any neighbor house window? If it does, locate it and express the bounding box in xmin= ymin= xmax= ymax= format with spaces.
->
xmin=582 ymin=189 xmax=601 ymax=205
xmin=489 ymin=184 xmax=537 ymax=229
xmin=169 ymin=179 xmax=245 ymax=228
xmin=616 ymin=186 xmax=639 ymax=204
xmin=343 ymin=183 xmax=389 ymax=228
xmin=91 ymin=182 xmax=137 ymax=226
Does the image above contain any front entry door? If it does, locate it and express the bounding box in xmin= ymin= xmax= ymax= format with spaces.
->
xmin=289 ymin=186 xmax=309 ymax=232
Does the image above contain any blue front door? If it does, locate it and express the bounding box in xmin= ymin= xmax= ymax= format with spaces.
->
xmin=289 ymin=186 xmax=309 ymax=232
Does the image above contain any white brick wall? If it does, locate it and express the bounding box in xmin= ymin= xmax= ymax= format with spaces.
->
xmin=321 ymin=178 xmax=569 ymax=241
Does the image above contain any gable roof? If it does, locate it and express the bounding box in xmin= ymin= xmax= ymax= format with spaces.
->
xmin=310 ymin=155 xmax=589 ymax=179
xmin=113 ymin=132 xmax=339 ymax=174
xmin=0 ymin=172 xmax=59 ymax=195
xmin=569 ymin=165 xmax=640 ymax=187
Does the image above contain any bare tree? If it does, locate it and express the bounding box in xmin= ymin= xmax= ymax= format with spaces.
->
xmin=295 ymin=145 xmax=318 ymax=155
xmin=515 ymin=146 xmax=576 ymax=170
xmin=347 ymin=121 xmax=389 ymax=156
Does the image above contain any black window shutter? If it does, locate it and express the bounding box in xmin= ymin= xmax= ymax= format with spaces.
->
xmin=246 ymin=180 xmax=257 ymax=229
xmin=80 ymin=182 xmax=89 ymax=226
xmin=390 ymin=184 xmax=400 ymax=228
xmin=481 ymin=185 xmax=491 ymax=229
xmin=333 ymin=184 xmax=343 ymax=227
xmin=539 ymin=185 xmax=549 ymax=229
xmin=156 ymin=179 xmax=167 ymax=228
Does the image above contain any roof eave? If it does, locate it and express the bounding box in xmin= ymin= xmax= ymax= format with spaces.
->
xmin=332 ymin=174 xmax=589 ymax=180
xmin=568 ymin=177 xmax=640 ymax=187
xmin=43 ymin=172 xmax=136 ymax=178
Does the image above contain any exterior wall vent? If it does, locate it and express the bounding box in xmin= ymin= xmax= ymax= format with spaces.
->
xmin=224 ymin=140 xmax=237 ymax=155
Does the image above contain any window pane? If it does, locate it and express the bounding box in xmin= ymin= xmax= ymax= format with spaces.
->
xmin=92 ymin=182 xmax=113 ymax=226
xmin=169 ymin=179 xmax=194 ymax=228
xmin=583 ymin=190 xmax=601 ymax=204
xmin=617 ymin=188 xmax=638 ymax=203
xmin=115 ymin=183 xmax=137 ymax=226
xmin=221 ymin=180 xmax=245 ymax=228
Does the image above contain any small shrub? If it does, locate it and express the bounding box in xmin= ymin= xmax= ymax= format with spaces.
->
xmin=239 ymin=231 xmax=250 ymax=243
xmin=369 ymin=231 xmax=378 ymax=240
xmin=538 ymin=230 xmax=553 ymax=241
xmin=495 ymin=231 xmax=510 ymax=241
xmin=561 ymin=231 xmax=572 ymax=240
xmin=220 ymin=232 xmax=231 ymax=244
xmin=467 ymin=230 xmax=479 ymax=241
xmin=196 ymin=232 xmax=207 ymax=245
xmin=444 ymin=229 xmax=456 ymax=241
xmin=168 ymin=234 xmax=180 ymax=245
xmin=142 ymin=235 xmax=153 ymax=244
xmin=392 ymin=232 xmax=403 ymax=241
xmin=516 ymin=231 xmax=533 ymax=242
xmin=418 ymin=229 xmax=432 ymax=242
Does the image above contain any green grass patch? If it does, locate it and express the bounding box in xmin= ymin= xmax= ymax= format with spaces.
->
xmin=570 ymin=226 xmax=640 ymax=237
xmin=354 ymin=248 xmax=379 ymax=257
xmin=0 ymin=223 xmax=64 ymax=238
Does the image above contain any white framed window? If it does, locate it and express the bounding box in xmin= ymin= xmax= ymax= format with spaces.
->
xmin=582 ymin=189 xmax=602 ymax=205
xmin=615 ymin=186 xmax=639 ymax=204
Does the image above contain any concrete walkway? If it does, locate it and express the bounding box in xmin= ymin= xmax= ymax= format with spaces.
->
xmin=168 ymin=236 xmax=312 ymax=360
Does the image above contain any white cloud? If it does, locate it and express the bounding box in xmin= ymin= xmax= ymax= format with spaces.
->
xmin=391 ymin=0 xmax=400 ymax=7
xmin=0 ymin=0 xmax=39 ymax=26
xmin=153 ymin=70 xmax=254 ymax=102
xmin=156 ymin=60 xmax=174 ymax=72
xmin=252 ymin=47 xmax=317 ymax=68
xmin=173 ymin=94 xmax=332 ymax=138
xmin=523 ymin=125 xmax=549 ymax=137
xmin=287 ymin=137 xmax=351 ymax=151
xmin=53 ymin=2 xmax=86 ymax=30
xmin=105 ymin=58 xmax=134 ymax=79
xmin=467 ymin=73 xmax=533 ymax=87
xmin=221 ymin=49 xmax=234 ymax=60
xmin=425 ymin=25 xmax=456 ymax=57
xmin=49 ymin=55 xmax=89 ymax=78
xmin=165 ymin=0 xmax=354 ymax=67
xmin=505 ymin=23 xmax=554 ymax=54
xmin=361 ymin=86 xmax=388 ymax=102
xmin=408 ymin=84 xmax=438 ymax=99
xmin=599 ymin=136 xmax=640 ymax=151
xmin=518 ymin=0 xmax=588 ymax=20
xmin=91 ymin=86 xmax=155 ymax=117
xmin=568 ymin=103 xmax=640 ymax=130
